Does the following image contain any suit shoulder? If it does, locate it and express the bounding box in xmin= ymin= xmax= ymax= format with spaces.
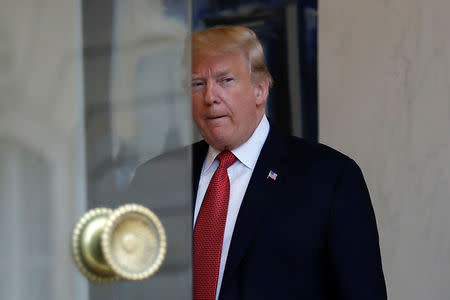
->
xmin=131 ymin=139 xmax=207 ymax=182
xmin=281 ymin=135 xmax=359 ymax=172
xmin=131 ymin=144 xmax=192 ymax=182
xmin=277 ymin=135 xmax=366 ymax=187
xmin=138 ymin=144 xmax=191 ymax=167
xmin=286 ymin=135 xmax=351 ymax=160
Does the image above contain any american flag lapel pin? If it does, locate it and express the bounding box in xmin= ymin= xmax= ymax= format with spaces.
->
xmin=267 ymin=170 xmax=278 ymax=181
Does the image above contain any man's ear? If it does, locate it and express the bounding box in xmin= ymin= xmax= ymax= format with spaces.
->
xmin=253 ymin=79 xmax=269 ymax=107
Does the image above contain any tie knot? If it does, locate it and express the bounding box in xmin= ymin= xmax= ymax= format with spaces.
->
xmin=217 ymin=151 xmax=236 ymax=169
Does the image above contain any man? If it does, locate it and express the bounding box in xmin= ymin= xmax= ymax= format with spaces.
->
xmin=190 ymin=26 xmax=387 ymax=300
xmin=130 ymin=26 xmax=387 ymax=299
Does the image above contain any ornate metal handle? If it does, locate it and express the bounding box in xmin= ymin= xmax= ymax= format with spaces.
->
xmin=72 ymin=204 xmax=167 ymax=283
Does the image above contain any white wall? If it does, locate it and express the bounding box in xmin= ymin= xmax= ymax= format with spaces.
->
xmin=0 ymin=1 xmax=87 ymax=299
xmin=319 ymin=1 xmax=450 ymax=299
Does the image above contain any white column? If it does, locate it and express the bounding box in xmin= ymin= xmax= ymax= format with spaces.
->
xmin=319 ymin=1 xmax=450 ymax=299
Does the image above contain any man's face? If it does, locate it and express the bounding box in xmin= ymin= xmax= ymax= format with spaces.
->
xmin=191 ymin=51 xmax=268 ymax=150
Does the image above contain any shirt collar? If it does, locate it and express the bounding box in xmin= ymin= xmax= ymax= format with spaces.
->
xmin=202 ymin=114 xmax=270 ymax=174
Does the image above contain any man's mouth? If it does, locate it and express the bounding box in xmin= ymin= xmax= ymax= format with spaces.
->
xmin=207 ymin=115 xmax=226 ymax=120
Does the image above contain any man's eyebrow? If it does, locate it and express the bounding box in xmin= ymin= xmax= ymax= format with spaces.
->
xmin=213 ymin=69 xmax=232 ymax=77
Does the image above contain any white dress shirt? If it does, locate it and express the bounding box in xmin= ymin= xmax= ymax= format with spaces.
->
xmin=193 ymin=114 xmax=270 ymax=300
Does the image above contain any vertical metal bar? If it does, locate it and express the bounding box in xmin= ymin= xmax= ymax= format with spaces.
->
xmin=74 ymin=0 xmax=89 ymax=298
xmin=81 ymin=0 xmax=115 ymax=210
xmin=285 ymin=1 xmax=303 ymax=137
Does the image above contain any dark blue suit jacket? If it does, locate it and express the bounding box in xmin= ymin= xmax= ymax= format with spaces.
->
xmin=129 ymin=128 xmax=387 ymax=299
xmin=192 ymin=129 xmax=387 ymax=300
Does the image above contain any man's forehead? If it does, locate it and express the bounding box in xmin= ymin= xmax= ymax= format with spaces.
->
xmin=192 ymin=52 xmax=247 ymax=78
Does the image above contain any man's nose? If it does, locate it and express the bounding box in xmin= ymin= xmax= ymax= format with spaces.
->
xmin=204 ymin=81 xmax=218 ymax=105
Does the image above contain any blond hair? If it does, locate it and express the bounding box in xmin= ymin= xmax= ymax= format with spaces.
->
xmin=192 ymin=26 xmax=273 ymax=87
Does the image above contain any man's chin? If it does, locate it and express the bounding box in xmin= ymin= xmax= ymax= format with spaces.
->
xmin=204 ymin=134 xmax=234 ymax=151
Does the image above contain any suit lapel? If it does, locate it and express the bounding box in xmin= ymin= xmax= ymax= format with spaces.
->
xmin=220 ymin=130 xmax=289 ymax=292
xmin=192 ymin=140 xmax=208 ymax=217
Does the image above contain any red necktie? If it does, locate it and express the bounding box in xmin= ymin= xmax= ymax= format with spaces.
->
xmin=193 ymin=151 xmax=236 ymax=300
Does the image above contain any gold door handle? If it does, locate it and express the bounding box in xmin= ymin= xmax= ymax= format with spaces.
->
xmin=72 ymin=204 xmax=167 ymax=283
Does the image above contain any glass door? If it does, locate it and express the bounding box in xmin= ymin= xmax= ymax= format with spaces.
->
xmin=0 ymin=1 xmax=192 ymax=299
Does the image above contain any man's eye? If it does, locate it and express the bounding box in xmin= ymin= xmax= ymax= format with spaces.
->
xmin=221 ymin=77 xmax=233 ymax=84
xmin=192 ymin=81 xmax=204 ymax=87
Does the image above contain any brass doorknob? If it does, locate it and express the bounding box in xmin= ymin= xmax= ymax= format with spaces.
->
xmin=72 ymin=204 xmax=167 ymax=283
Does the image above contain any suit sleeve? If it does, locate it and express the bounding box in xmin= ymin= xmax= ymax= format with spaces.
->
xmin=328 ymin=159 xmax=388 ymax=300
